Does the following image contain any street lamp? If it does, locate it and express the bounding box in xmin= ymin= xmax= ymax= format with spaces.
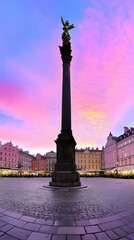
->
xmin=116 ymin=161 xmax=119 ymax=176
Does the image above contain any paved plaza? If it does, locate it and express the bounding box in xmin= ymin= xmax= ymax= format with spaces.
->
xmin=0 ymin=178 xmax=134 ymax=239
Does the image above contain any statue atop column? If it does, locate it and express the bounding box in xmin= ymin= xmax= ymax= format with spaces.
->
xmin=61 ymin=17 xmax=75 ymax=41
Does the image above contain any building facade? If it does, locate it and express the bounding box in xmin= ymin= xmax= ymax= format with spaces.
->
xmin=102 ymin=132 xmax=118 ymax=170
xmin=0 ymin=142 xmax=19 ymax=169
xmin=75 ymin=148 xmax=102 ymax=171
xmin=18 ymin=150 xmax=34 ymax=171
xmin=32 ymin=154 xmax=45 ymax=171
xmin=117 ymin=127 xmax=134 ymax=168
xmin=45 ymin=151 xmax=56 ymax=172
xmin=102 ymin=127 xmax=134 ymax=171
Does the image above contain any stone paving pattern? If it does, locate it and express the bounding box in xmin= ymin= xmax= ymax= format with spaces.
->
xmin=0 ymin=178 xmax=134 ymax=239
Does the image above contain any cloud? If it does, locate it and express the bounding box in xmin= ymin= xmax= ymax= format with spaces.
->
xmin=71 ymin=0 xmax=134 ymax=147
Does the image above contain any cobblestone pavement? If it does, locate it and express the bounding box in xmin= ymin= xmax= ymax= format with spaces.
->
xmin=0 ymin=177 xmax=134 ymax=239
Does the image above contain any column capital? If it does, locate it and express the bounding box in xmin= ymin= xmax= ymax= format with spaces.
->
xmin=59 ymin=41 xmax=72 ymax=63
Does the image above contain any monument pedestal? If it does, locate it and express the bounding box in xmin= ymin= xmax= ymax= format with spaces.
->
xmin=50 ymin=130 xmax=81 ymax=187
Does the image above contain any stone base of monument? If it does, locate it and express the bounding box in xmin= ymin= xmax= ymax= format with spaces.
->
xmin=49 ymin=129 xmax=81 ymax=187
xmin=49 ymin=171 xmax=81 ymax=187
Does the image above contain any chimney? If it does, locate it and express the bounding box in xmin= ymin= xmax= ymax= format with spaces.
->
xmin=124 ymin=127 xmax=129 ymax=133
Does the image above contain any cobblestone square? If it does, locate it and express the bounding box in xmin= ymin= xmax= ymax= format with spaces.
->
xmin=0 ymin=177 xmax=134 ymax=239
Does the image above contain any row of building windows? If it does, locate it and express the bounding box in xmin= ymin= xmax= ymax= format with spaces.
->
xmin=3 ymin=147 xmax=16 ymax=151
xmin=119 ymin=159 xmax=131 ymax=166
xmin=0 ymin=157 xmax=17 ymax=162
xmin=118 ymin=138 xmax=134 ymax=148
xmin=0 ymin=152 xmax=17 ymax=157
xmin=77 ymin=160 xmax=101 ymax=163
xmin=78 ymin=165 xmax=101 ymax=169
xmin=118 ymin=151 xmax=134 ymax=158
xmin=77 ymin=155 xmax=100 ymax=159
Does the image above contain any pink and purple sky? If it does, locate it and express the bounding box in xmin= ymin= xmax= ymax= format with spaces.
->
xmin=0 ymin=0 xmax=134 ymax=154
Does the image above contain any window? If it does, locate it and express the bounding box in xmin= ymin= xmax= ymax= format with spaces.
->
xmin=92 ymin=160 xmax=94 ymax=163
xmin=125 ymin=159 xmax=127 ymax=165
xmin=89 ymin=156 xmax=90 ymax=158
xmin=81 ymin=156 xmax=82 ymax=158
xmin=96 ymin=165 xmax=97 ymax=169
xmin=92 ymin=156 xmax=94 ymax=158
xmin=128 ymin=139 xmax=130 ymax=144
xmin=129 ymin=151 xmax=131 ymax=156
xmin=125 ymin=153 xmax=126 ymax=157
xmin=84 ymin=165 xmax=86 ymax=168
xmin=84 ymin=160 xmax=86 ymax=163
xmin=81 ymin=160 xmax=83 ymax=163
xmin=89 ymin=160 xmax=90 ymax=163
xmin=89 ymin=165 xmax=90 ymax=168
xmin=5 ymin=158 xmax=6 ymax=161
xmin=5 ymin=153 xmax=7 ymax=156
xmin=129 ymin=159 xmax=131 ymax=165
xmin=96 ymin=160 xmax=97 ymax=163
xmin=84 ymin=156 xmax=86 ymax=158
xmin=92 ymin=165 xmax=94 ymax=169
xmin=81 ymin=165 xmax=83 ymax=168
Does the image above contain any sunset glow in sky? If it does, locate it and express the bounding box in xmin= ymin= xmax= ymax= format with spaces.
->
xmin=0 ymin=0 xmax=134 ymax=154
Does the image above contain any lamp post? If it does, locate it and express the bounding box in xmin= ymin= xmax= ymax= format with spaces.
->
xmin=116 ymin=161 xmax=119 ymax=176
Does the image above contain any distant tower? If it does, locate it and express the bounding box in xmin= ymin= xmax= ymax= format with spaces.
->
xmin=50 ymin=18 xmax=81 ymax=187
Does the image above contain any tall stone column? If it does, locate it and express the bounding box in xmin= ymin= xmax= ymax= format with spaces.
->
xmin=49 ymin=18 xmax=81 ymax=187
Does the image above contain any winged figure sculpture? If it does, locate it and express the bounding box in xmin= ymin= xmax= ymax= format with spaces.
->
xmin=61 ymin=17 xmax=75 ymax=41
